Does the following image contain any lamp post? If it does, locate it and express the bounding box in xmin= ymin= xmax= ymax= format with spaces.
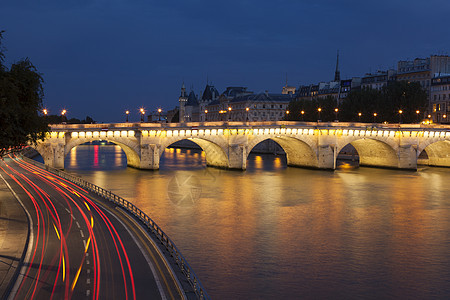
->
xmin=246 ymin=107 xmax=249 ymax=121
xmin=317 ymin=108 xmax=322 ymax=122
xmin=228 ymin=106 xmax=232 ymax=121
xmin=416 ymin=110 xmax=420 ymax=123
xmin=301 ymin=110 xmax=305 ymax=121
xmin=125 ymin=110 xmax=129 ymax=122
xmin=204 ymin=109 xmax=208 ymax=121
xmin=334 ymin=108 xmax=339 ymax=122
xmin=158 ymin=108 xmax=162 ymax=121
xmin=140 ymin=108 xmax=145 ymax=123
xmin=43 ymin=109 xmax=48 ymax=116
xmin=444 ymin=114 xmax=447 ymax=124
xmin=219 ymin=110 xmax=225 ymax=121
xmin=61 ymin=109 xmax=67 ymax=123
xmin=373 ymin=112 xmax=377 ymax=123
xmin=358 ymin=112 xmax=362 ymax=122
xmin=398 ymin=109 xmax=403 ymax=124
xmin=285 ymin=110 xmax=290 ymax=120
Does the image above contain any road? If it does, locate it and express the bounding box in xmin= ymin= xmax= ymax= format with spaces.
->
xmin=0 ymin=156 xmax=185 ymax=300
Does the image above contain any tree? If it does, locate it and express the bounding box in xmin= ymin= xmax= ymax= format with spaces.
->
xmin=286 ymin=81 xmax=428 ymax=123
xmin=285 ymin=96 xmax=338 ymax=122
xmin=0 ymin=31 xmax=48 ymax=156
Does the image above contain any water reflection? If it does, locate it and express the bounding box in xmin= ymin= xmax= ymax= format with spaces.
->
xmin=65 ymin=145 xmax=450 ymax=299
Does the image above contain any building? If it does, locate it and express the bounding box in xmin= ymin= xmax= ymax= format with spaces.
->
xmin=282 ymin=84 xmax=296 ymax=95
xmin=206 ymin=90 xmax=291 ymax=122
xmin=397 ymin=56 xmax=450 ymax=98
xmin=197 ymin=84 xmax=220 ymax=122
xmin=361 ymin=70 xmax=396 ymax=90
xmin=339 ymin=77 xmax=361 ymax=100
xmin=296 ymin=81 xmax=340 ymax=101
xmin=430 ymin=74 xmax=450 ymax=123
xmin=178 ymin=83 xmax=219 ymax=122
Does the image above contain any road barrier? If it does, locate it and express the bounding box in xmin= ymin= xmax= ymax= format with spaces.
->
xmin=21 ymin=156 xmax=209 ymax=300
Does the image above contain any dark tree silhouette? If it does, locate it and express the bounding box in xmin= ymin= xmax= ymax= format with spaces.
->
xmin=0 ymin=31 xmax=48 ymax=156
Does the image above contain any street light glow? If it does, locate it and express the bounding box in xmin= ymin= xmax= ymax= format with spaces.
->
xmin=373 ymin=113 xmax=377 ymax=117
xmin=399 ymin=110 xmax=403 ymax=114
xmin=43 ymin=109 xmax=48 ymax=115
xmin=126 ymin=110 xmax=129 ymax=115
xmin=318 ymin=108 xmax=322 ymax=112
xmin=61 ymin=109 xmax=66 ymax=115
xmin=334 ymin=108 xmax=338 ymax=112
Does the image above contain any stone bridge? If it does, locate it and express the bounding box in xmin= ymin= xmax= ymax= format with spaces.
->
xmin=32 ymin=121 xmax=450 ymax=171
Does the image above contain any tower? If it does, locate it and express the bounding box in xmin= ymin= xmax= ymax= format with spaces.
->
xmin=334 ymin=50 xmax=341 ymax=82
xmin=178 ymin=82 xmax=188 ymax=123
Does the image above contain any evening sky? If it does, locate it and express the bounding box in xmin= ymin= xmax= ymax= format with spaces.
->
xmin=1 ymin=0 xmax=449 ymax=122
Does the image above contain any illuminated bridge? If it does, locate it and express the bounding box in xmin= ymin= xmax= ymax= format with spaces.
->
xmin=33 ymin=121 xmax=450 ymax=171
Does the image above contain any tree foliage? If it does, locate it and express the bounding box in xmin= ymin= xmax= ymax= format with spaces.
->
xmin=285 ymin=96 xmax=338 ymax=122
xmin=0 ymin=31 xmax=48 ymax=156
xmin=285 ymin=81 xmax=428 ymax=123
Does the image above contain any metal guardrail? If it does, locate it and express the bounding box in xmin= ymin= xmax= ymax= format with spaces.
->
xmin=21 ymin=156 xmax=209 ymax=300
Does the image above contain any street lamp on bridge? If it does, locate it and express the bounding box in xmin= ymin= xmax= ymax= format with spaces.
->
xmin=334 ymin=108 xmax=339 ymax=122
xmin=301 ymin=110 xmax=305 ymax=121
xmin=228 ymin=106 xmax=232 ymax=121
xmin=416 ymin=110 xmax=420 ymax=123
xmin=398 ymin=109 xmax=403 ymax=124
xmin=317 ymin=108 xmax=322 ymax=122
xmin=158 ymin=108 xmax=162 ymax=121
xmin=204 ymin=109 xmax=208 ymax=121
xmin=246 ymin=107 xmax=249 ymax=121
xmin=125 ymin=110 xmax=129 ymax=122
xmin=373 ymin=112 xmax=377 ymax=123
xmin=358 ymin=112 xmax=362 ymax=122
xmin=140 ymin=108 xmax=145 ymax=123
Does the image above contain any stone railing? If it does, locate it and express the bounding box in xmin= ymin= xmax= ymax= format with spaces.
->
xmin=49 ymin=121 xmax=450 ymax=132
xmin=21 ymin=156 xmax=210 ymax=300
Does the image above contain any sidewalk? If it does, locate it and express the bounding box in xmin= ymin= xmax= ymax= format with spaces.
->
xmin=0 ymin=173 xmax=29 ymax=299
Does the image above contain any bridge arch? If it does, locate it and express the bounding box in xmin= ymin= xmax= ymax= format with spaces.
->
xmin=64 ymin=136 xmax=142 ymax=168
xmin=247 ymin=136 xmax=319 ymax=168
xmin=337 ymin=137 xmax=399 ymax=168
xmin=161 ymin=137 xmax=229 ymax=168
xmin=418 ymin=140 xmax=450 ymax=167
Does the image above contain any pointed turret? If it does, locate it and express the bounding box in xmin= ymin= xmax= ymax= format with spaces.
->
xmin=334 ymin=50 xmax=341 ymax=82
xmin=179 ymin=82 xmax=188 ymax=123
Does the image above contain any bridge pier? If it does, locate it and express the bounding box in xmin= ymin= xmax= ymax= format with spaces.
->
xmin=398 ymin=145 xmax=418 ymax=170
xmin=317 ymin=145 xmax=336 ymax=170
xmin=227 ymin=144 xmax=247 ymax=170
xmin=138 ymin=144 xmax=161 ymax=170
xmin=38 ymin=143 xmax=65 ymax=169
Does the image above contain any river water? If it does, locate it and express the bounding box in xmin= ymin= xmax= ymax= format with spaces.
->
xmin=61 ymin=144 xmax=450 ymax=299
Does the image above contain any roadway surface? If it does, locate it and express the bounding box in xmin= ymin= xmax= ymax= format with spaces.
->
xmin=0 ymin=156 xmax=185 ymax=300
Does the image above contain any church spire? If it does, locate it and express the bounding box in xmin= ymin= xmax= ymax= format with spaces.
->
xmin=334 ymin=50 xmax=340 ymax=82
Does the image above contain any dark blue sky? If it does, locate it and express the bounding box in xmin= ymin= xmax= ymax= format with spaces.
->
xmin=1 ymin=0 xmax=449 ymax=122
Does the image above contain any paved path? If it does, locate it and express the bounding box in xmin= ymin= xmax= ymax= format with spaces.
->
xmin=0 ymin=172 xmax=29 ymax=299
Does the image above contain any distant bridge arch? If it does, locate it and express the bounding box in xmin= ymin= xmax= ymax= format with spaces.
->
xmin=247 ymin=136 xmax=319 ymax=169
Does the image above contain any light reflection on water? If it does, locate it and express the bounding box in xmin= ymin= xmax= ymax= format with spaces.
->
xmin=65 ymin=145 xmax=450 ymax=299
